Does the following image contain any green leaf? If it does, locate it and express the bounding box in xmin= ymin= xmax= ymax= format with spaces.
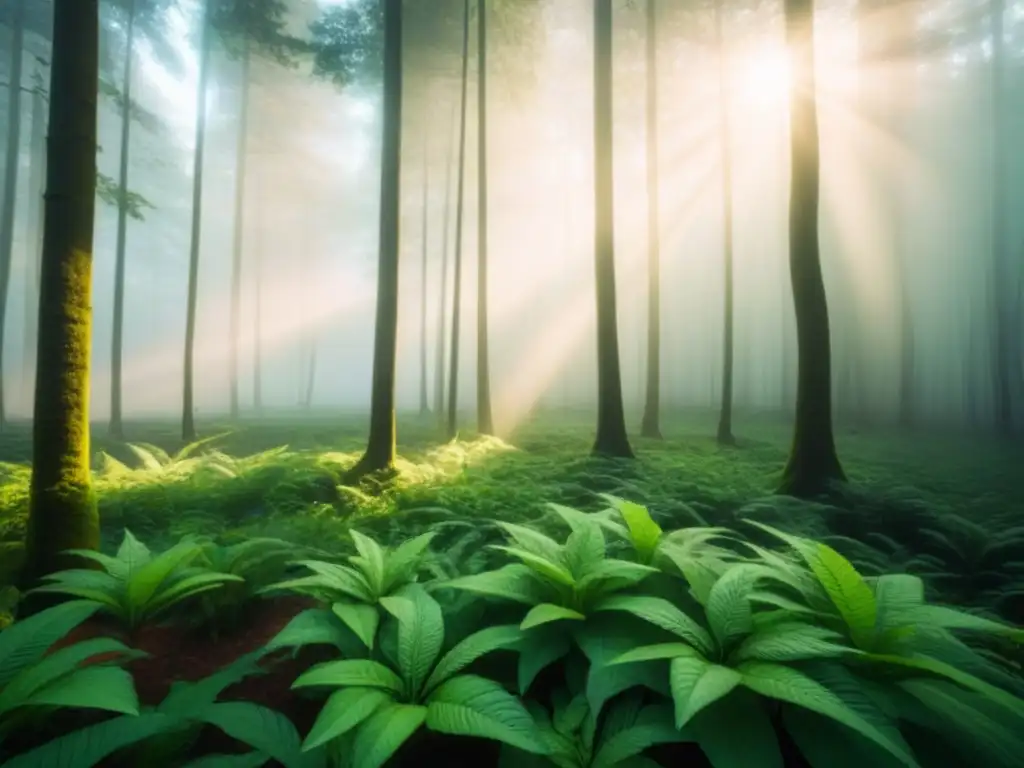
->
xmin=732 ymin=622 xmax=853 ymax=664
xmin=520 ymin=603 xmax=586 ymax=630
xmin=0 ymin=601 xmax=102 ymax=688
xmin=592 ymin=595 xmax=715 ymax=655
xmin=382 ymin=532 xmax=435 ymax=592
xmin=426 ymin=675 xmax=548 ymax=754
xmin=277 ymin=561 xmax=374 ymax=603
xmin=605 ymin=497 xmax=663 ymax=564
xmin=783 ymin=706 xmax=914 ymax=768
xmin=562 ymin=523 xmax=606 ymax=580
xmin=349 ymin=530 xmax=387 ymax=596
xmin=201 ymin=701 xmax=308 ymax=768
xmin=146 ymin=572 xmax=243 ymax=618
xmin=705 ymin=564 xmax=762 ymax=648
xmin=873 ymin=574 xmax=924 ymax=638
xmin=738 ymin=661 xmax=917 ymax=766
xmin=264 ymin=608 xmax=355 ymax=654
xmin=492 ymin=546 xmax=575 ymax=588
xmin=22 ymin=666 xmax=139 ymax=715
xmin=379 ymin=588 xmax=445 ymax=697
xmin=426 ymin=624 xmax=523 ymax=694
xmin=691 ymin=689 xmax=784 ymax=768
xmin=610 ymin=643 xmax=699 ymax=666
xmin=303 ymin=687 xmax=392 ymax=751
xmin=332 ymin=602 xmax=380 ymax=649
xmin=443 ymin=564 xmax=551 ymax=605
xmin=495 ymin=522 xmax=565 ymax=564
xmin=592 ymin=715 xmax=684 ymax=768
xmin=351 ymin=703 xmax=427 ymax=768
xmin=125 ymin=539 xmax=203 ymax=618
xmin=179 ymin=753 xmax=270 ymax=768
xmin=517 ymin=627 xmax=571 ymax=694
xmin=292 ymin=659 xmax=404 ymax=695
xmin=159 ymin=651 xmax=266 ymax=716
xmin=670 ymin=656 xmax=743 ymax=728
xmin=904 ymin=605 xmax=1021 ymax=638
xmin=807 ymin=544 xmax=877 ymax=649
xmin=575 ymin=560 xmax=657 ymax=598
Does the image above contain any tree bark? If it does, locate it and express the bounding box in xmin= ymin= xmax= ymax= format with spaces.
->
xmin=252 ymin=178 xmax=262 ymax=412
xmin=591 ymin=0 xmax=634 ymax=458
xmin=22 ymin=0 xmax=101 ymax=585
xmin=349 ymin=0 xmax=403 ymax=476
xmin=21 ymin=68 xmax=45 ymax=412
xmin=0 ymin=0 xmax=26 ymax=428
xmin=779 ymin=0 xmax=845 ymax=496
xmin=476 ymin=0 xmax=494 ymax=435
xmin=109 ymin=0 xmax=137 ymax=439
xmin=229 ymin=36 xmax=252 ymax=421
xmin=433 ymin=105 xmax=456 ymax=419
xmin=639 ymin=0 xmax=662 ymax=439
xmin=714 ymin=0 xmax=736 ymax=446
xmin=182 ymin=0 xmax=213 ymax=442
xmin=446 ymin=0 xmax=471 ymax=442
xmin=419 ymin=143 xmax=430 ymax=415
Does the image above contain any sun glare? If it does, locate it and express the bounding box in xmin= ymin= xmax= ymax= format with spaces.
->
xmin=735 ymin=45 xmax=793 ymax=109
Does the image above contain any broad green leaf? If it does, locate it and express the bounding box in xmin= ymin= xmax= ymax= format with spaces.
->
xmin=904 ymin=605 xmax=1021 ymax=639
xmin=520 ymin=604 xmax=586 ymax=630
xmin=349 ymin=531 xmax=387 ymax=595
xmin=285 ymin=561 xmax=375 ymax=603
xmin=670 ymin=656 xmax=742 ymax=728
xmin=592 ymin=595 xmax=715 ymax=655
xmin=116 ymin=529 xmax=153 ymax=570
xmin=807 ymin=544 xmax=877 ymax=649
xmin=426 ymin=675 xmax=548 ymax=754
xmin=382 ymin=532 xmax=435 ymax=592
xmin=443 ymin=564 xmax=551 ymax=605
xmin=303 ymin=688 xmax=393 ymax=751
xmin=562 ymin=524 xmax=605 ymax=580
xmin=491 ymin=546 xmax=575 ymax=588
xmin=610 ymin=643 xmax=699 ymax=666
xmin=201 ymin=701 xmax=308 ymax=768
xmin=873 ymin=574 xmax=924 ymax=638
xmin=125 ymin=540 xmax=202 ymax=618
xmin=705 ymin=564 xmax=762 ymax=648
xmin=575 ymin=560 xmax=657 ymax=598
xmin=379 ymin=588 xmax=445 ymax=697
xmin=586 ymin=659 xmax=669 ymax=719
xmin=552 ymin=693 xmax=589 ymax=736
xmin=592 ymin=718 xmax=684 ymax=768
xmin=691 ymin=689 xmax=784 ymax=768
xmin=517 ymin=628 xmax=571 ymax=694
xmin=146 ymin=572 xmax=243 ymax=618
xmin=738 ymin=661 xmax=917 ymax=766
xmin=783 ymin=706 xmax=910 ymax=768
xmin=605 ymin=497 xmax=663 ymax=564
xmin=425 ymin=624 xmax=523 ymax=694
xmin=263 ymin=609 xmax=355 ymax=654
xmin=22 ymin=666 xmax=139 ymax=715
xmin=0 ymin=601 xmax=102 ymax=688
xmin=495 ymin=523 xmax=565 ymax=564
xmin=351 ymin=703 xmax=427 ymax=768
xmin=732 ymin=622 xmax=853 ymax=664
xmin=63 ymin=549 xmax=128 ymax=578
xmin=159 ymin=651 xmax=266 ymax=716
xmin=332 ymin=602 xmax=380 ymax=649
xmin=292 ymin=659 xmax=403 ymax=695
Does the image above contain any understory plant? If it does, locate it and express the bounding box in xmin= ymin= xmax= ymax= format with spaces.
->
xmin=26 ymin=530 xmax=244 ymax=631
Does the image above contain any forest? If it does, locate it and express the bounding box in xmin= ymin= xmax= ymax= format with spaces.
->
xmin=0 ymin=0 xmax=1022 ymax=766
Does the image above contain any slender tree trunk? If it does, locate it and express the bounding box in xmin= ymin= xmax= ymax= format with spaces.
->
xmin=433 ymin=104 xmax=456 ymax=419
xmin=109 ymin=0 xmax=137 ymax=439
xmin=21 ymin=70 xmax=45 ymax=411
xmin=229 ymin=36 xmax=252 ymax=421
xmin=592 ymin=0 xmax=634 ymax=458
xmin=990 ymin=0 xmax=1014 ymax=436
xmin=0 ymin=0 xmax=26 ymax=428
xmin=446 ymin=0 xmax=471 ymax=442
xmin=476 ymin=0 xmax=494 ymax=435
xmin=303 ymin=224 xmax=317 ymax=408
xmin=350 ymin=0 xmax=403 ymax=476
xmin=714 ymin=0 xmax=736 ymax=446
xmin=419 ymin=143 xmax=430 ymax=415
xmin=639 ymin=0 xmax=662 ymax=439
xmin=253 ymin=193 xmax=262 ymax=412
xmin=182 ymin=0 xmax=213 ymax=442
xmin=779 ymin=0 xmax=845 ymax=496
xmin=22 ymin=0 xmax=101 ymax=586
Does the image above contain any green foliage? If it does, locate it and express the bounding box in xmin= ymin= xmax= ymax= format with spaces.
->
xmin=26 ymin=530 xmax=244 ymax=630
xmin=308 ymin=0 xmax=381 ymax=89
xmin=95 ymin=172 xmax=156 ymax=221
xmin=0 ymin=601 xmax=141 ymax=748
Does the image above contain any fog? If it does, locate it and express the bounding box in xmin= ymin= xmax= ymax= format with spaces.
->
xmin=2 ymin=0 xmax=1022 ymax=437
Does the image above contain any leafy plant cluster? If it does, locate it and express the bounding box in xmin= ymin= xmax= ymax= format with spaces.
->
xmin=1 ymin=496 xmax=1021 ymax=767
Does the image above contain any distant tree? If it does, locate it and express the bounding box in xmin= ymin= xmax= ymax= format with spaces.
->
xmin=592 ymin=0 xmax=633 ymax=458
xmin=779 ymin=0 xmax=845 ymax=496
xmin=476 ymin=0 xmax=494 ymax=436
xmin=434 ymin=105 xmax=457 ymax=419
xmin=419 ymin=145 xmax=431 ymax=416
xmin=22 ymin=0 xmax=102 ymax=585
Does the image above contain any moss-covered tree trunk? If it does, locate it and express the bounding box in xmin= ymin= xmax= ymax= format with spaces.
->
xmin=592 ymin=0 xmax=633 ymax=458
xmin=446 ymin=0 xmax=471 ymax=442
xmin=350 ymin=0 xmax=403 ymax=476
xmin=639 ymin=0 xmax=662 ymax=440
xmin=109 ymin=0 xmax=138 ymax=439
xmin=476 ymin=0 xmax=494 ymax=436
xmin=182 ymin=0 xmax=213 ymax=443
xmin=419 ymin=147 xmax=430 ymax=415
xmin=433 ymin=106 xmax=456 ymax=420
xmin=779 ymin=0 xmax=845 ymax=496
xmin=714 ymin=0 xmax=736 ymax=446
xmin=0 ymin=0 xmax=26 ymax=428
xmin=22 ymin=0 xmax=101 ymax=585
xmin=229 ymin=35 xmax=252 ymax=421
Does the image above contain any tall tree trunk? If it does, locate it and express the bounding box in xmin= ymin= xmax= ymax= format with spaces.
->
xmin=419 ymin=145 xmax=430 ymax=415
xmin=0 ymin=0 xmax=25 ymax=428
xmin=591 ymin=0 xmax=633 ymax=458
xmin=349 ymin=0 xmax=403 ymax=476
xmin=21 ymin=69 xmax=45 ymax=411
xmin=779 ymin=0 xmax=845 ymax=496
xmin=182 ymin=0 xmax=212 ymax=442
xmin=22 ymin=0 xmax=101 ymax=585
xmin=229 ymin=36 xmax=252 ymax=421
xmin=109 ymin=0 xmax=137 ymax=439
xmin=475 ymin=0 xmax=494 ymax=435
xmin=252 ymin=194 xmax=262 ymax=412
xmin=714 ymin=0 xmax=736 ymax=446
xmin=302 ymin=222 xmax=317 ymax=409
xmin=433 ymin=105 xmax=456 ymax=419
xmin=990 ymin=0 xmax=1014 ymax=436
xmin=446 ymin=0 xmax=471 ymax=442
xmin=639 ymin=0 xmax=662 ymax=439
